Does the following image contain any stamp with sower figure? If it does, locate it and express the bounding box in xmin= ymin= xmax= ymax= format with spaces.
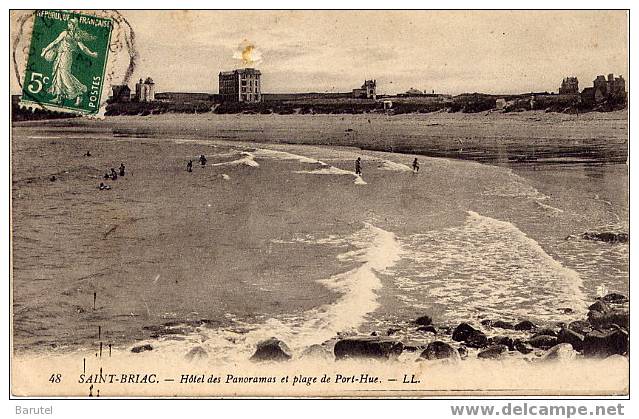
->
xmin=20 ymin=10 xmax=112 ymax=115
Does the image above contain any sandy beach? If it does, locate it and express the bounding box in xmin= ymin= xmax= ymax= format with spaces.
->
xmin=16 ymin=110 xmax=628 ymax=164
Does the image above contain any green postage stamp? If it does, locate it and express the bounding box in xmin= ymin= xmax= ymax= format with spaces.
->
xmin=20 ymin=10 xmax=112 ymax=115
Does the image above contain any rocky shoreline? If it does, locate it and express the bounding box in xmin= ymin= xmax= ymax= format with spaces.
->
xmin=231 ymin=293 xmax=629 ymax=364
xmin=129 ymin=292 xmax=628 ymax=364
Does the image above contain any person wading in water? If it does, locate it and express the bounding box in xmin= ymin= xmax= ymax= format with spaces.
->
xmin=355 ymin=157 xmax=362 ymax=176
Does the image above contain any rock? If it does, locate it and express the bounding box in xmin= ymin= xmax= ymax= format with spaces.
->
xmin=489 ymin=336 xmax=514 ymax=351
xmin=557 ymin=327 xmax=584 ymax=351
xmin=568 ymin=320 xmax=592 ymax=336
xmin=541 ymin=343 xmax=577 ymax=362
xmin=582 ymin=232 xmax=628 ymax=244
xmin=185 ymin=346 xmax=208 ymax=361
xmin=588 ymin=300 xmax=610 ymax=313
xmin=514 ymin=320 xmax=536 ymax=331
xmin=478 ymin=344 xmax=509 ymax=359
xmin=532 ymin=328 xmax=558 ymax=338
xmin=458 ymin=345 xmax=468 ymax=359
xmin=480 ymin=319 xmax=493 ymax=327
xmin=601 ymin=293 xmax=628 ymax=304
xmin=370 ymin=331 xmax=379 ymax=336
xmin=583 ymin=328 xmax=628 ymax=358
xmin=528 ymin=335 xmax=558 ymax=349
xmin=514 ymin=339 xmax=534 ymax=354
xmin=439 ymin=326 xmax=453 ymax=334
xmin=334 ymin=337 xmax=403 ymax=360
xmin=416 ymin=325 xmax=437 ymax=334
xmin=420 ymin=341 xmax=461 ymax=362
xmin=131 ymin=344 xmax=153 ymax=353
xmin=588 ymin=309 xmax=629 ymax=329
xmin=560 ymin=308 xmax=575 ymax=314
xmin=415 ymin=315 xmax=433 ymax=326
xmin=465 ymin=330 xmax=489 ymax=348
xmin=493 ymin=320 xmax=515 ymax=330
xmin=386 ymin=327 xmax=401 ymax=336
xmin=452 ymin=322 xmax=478 ymax=342
xmin=250 ymin=338 xmax=292 ymax=362
xmin=300 ymin=344 xmax=333 ymax=361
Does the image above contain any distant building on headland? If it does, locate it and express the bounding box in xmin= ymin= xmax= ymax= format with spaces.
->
xmin=110 ymin=85 xmax=131 ymax=102
xmin=219 ymin=68 xmax=262 ymax=103
xmin=581 ymin=73 xmax=626 ymax=104
xmin=558 ymin=77 xmax=579 ymax=95
xmin=135 ymin=77 xmax=156 ymax=102
xmin=352 ymin=80 xmax=376 ymax=99
xmin=401 ymin=87 xmax=424 ymax=96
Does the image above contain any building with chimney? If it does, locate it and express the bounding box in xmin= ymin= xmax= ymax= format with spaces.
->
xmin=558 ymin=77 xmax=579 ymax=95
xmin=218 ymin=68 xmax=262 ymax=103
xmin=135 ymin=77 xmax=155 ymax=102
xmin=110 ymin=85 xmax=131 ymax=102
xmin=352 ymin=80 xmax=376 ymax=99
xmin=581 ymin=73 xmax=626 ymax=105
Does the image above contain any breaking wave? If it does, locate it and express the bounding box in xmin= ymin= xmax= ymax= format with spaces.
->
xmin=144 ymin=222 xmax=400 ymax=360
xmin=211 ymin=152 xmax=259 ymax=167
xmin=294 ymin=166 xmax=367 ymax=185
xmin=389 ymin=211 xmax=588 ymax=325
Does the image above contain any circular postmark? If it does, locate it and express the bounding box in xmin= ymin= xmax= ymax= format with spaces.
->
xmin=12 ymin=9 xmax=138 ymax=117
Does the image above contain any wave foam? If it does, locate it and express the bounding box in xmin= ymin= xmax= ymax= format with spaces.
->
xmin=212 ymin=152 xmax=259 ymax=167
xmin=294 ymin=166 xmax=367 ymax=185
xmin=294 ymin=223 xmax=401 ymax=345
xmin=253 ymin=148 xmax=328 ymax=166
xmin=482 ymin=169 xmax=549 ymax=200
xmin=141 ymin=223 xmax=399 ymax=360
xmin=379 ymin=160 xmax=413 ymax=172
xmin=535 ymin=199 xmax=564 ymax=215
xmin=389 ymin=211 xmax=587 ymax=325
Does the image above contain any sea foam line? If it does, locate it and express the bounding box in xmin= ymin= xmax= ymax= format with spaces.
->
xmin=139 ymin=222 xmax=400 ymax=360
xmin=252 ymin=148 xmax=328 ymax=166
xmin=294 ymin=166 xmax=367 ymax=185
xmin=211 ymin=152 xmax=259 ymax=167
xmin=389 ymin=210 xmax=588 ymax=326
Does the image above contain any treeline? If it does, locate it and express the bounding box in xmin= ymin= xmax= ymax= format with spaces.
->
xmin=103 ymin=99 xmax=490 ymax=116
xmin=105 ymin=100 xmax=213 ymax=116
xmin=12 ymin=93 xmax=628 ymax=121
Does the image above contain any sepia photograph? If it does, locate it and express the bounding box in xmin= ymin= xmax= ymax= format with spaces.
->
xmin=8 ymin=7 xmax=630 ymax=400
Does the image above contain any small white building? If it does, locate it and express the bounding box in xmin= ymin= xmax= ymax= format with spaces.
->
xmin=135 ymin=77 xmax=155 ymax=102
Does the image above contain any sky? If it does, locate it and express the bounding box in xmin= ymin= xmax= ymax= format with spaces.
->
xmin=11 ymin=10 xmax=628 ymax=95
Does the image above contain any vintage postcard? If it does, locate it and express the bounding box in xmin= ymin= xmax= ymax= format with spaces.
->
xmin=9 ymin=9 xmax=629 ymax=398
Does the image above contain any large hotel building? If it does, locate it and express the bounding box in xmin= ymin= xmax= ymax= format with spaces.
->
xmin=218 ymin=68 xmax=262 ymax=103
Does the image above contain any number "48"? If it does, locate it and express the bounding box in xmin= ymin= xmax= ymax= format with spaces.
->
xmin=27 ymin=72 xmax=50 ymax=94
xmin=49 ymin=373 xmax=61 ymax=383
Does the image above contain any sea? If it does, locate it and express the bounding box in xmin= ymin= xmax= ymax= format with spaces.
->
xmin=11 ymin=126 xmax=628 ymax=362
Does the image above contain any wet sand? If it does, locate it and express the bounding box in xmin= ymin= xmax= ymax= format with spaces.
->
xmin=16 ymin=110 xmax=628 ymax=164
